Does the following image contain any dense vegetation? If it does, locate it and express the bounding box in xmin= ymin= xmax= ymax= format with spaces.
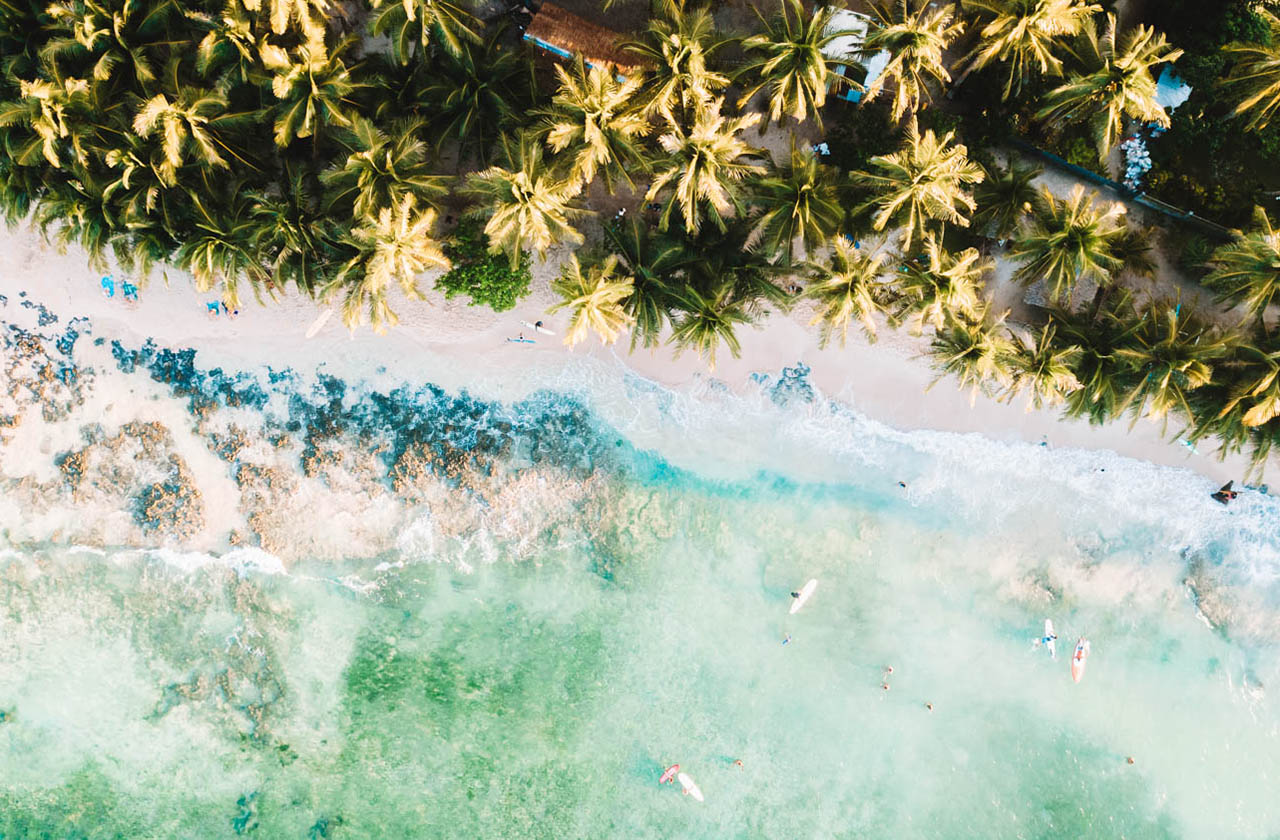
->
xmin=5 ymin=0 xmax=1280 ymax=471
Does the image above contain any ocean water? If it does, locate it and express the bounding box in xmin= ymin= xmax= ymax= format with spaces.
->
xmin=1 ymin=297 xmax=1279 ymax=839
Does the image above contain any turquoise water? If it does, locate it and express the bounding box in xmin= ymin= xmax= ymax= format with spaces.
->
xmin=1 ymin=304 xmax=1279 ymax=837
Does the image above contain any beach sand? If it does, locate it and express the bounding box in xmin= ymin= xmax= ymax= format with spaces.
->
xmin=0 ymin=219 xmax=1250 ymax=485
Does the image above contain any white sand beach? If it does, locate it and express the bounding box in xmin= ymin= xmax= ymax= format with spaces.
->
xmin=0 ymin=218 xmax=1252 ymax=486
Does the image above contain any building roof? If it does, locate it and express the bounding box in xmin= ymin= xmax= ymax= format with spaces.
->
xmin=523 ymin=2 xmax=646 ymax=76
xmin=820 ymin=7 xmax=889 ymax=103
xmin=1155 ymin=66 xmax=1192 ymax=113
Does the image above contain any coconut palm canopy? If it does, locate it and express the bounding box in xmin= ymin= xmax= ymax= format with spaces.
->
xmin=1010 ymin=184 xmax=1125 ymax=306
xmin=736 ymin=0 xmax=859 ymax=131
xmin=864 ymin=0 xmax=964 ymax=118
xmin=963 ymin=0 xmax=1101 ymax=100
xmin=1037 ymin=14 xmax=1183 ymax=160
xmin=854 ymin=119 xmax=985 ymax=251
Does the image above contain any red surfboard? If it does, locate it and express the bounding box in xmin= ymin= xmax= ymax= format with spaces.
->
xmin=659 ymin=764 xmax=679 ymax=784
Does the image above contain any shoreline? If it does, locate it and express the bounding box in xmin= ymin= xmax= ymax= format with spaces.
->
xmin=0 ymin=221 xmax=1252 ymax=487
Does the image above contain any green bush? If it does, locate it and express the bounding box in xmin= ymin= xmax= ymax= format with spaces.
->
xmin=435 ymin=219 xmax=532 ymax=313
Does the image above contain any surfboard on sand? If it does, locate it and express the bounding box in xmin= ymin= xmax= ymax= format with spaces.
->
xmin=1071 ymin=637 xmax=1090 ymax=683
xmin=520 ymin=320 xmax=555 ymax=336
xmin=506 ymin=337 xmax=536 ymax=344
xmin=789 ymin=579 xmax=818 ymax=615
xmin=676 ymin=772 xmax=704 ymax=802
xmin=305 ymin=307 xmax=334 ymax=339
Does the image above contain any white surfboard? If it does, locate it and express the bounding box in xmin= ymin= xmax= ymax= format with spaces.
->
xmin=676 ymin=772 xmax=704 ymax=802
xmin=305 ymin=307 xmax=334 ymax=339
xmin=521 ymin=320 xmax=555 ymax=336
xmin=789 ymin=579 xmax=818 ymax=615
xmin=1043 ymin=619 xmax=1056 ymax=659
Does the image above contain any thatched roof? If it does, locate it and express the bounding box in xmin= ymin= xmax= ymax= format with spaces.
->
xmin=523 ymin=2 xmax=646 ymax=76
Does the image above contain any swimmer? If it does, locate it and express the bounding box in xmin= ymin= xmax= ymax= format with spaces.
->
xmin=782 ymin=634 xmax=791 ymax=645
xmin=883 ymin=665 xmax=894 ymax=675
xmin=898 ymin=481 xmax=906 ymax=488
xmin=881 ymin=683 xmax=890 ymax=691
xmin=734 ymin=759 xmax=743 ymax=769
xmin=925 ymin=703 xmax=933 ymax=712
xmin=1126 ymin=756 xmax=1135 ymax=765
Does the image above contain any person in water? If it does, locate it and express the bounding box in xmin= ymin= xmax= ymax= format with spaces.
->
xmin=1211 ymin=481 xmax=1239 ymax=505
xmin=1040 ymin=631 xmax=1058 ymax=647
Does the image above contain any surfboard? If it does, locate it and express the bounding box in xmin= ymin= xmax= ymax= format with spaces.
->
xmin=659 ymin=764 xmax=679 ymax=785
xmin=305 ymin=308 xmax=334 ymax=339
xmin=1043 ymin=619 xmax=1056 ymax=659
xmin=676 ymin=772 xmax=704 ymax=802
xmin=789 ymin=579 xmax=818 ymax=615
xmin=1071 ymin=637 xmax=1090 ymax=683
xmin=506 ymin=337 xmax=536 ymax=344
xmin=520 ymin=320 xmax=555 ymax=336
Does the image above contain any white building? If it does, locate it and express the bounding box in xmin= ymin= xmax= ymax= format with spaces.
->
xmin=821 ymin=7 xmax=890 ymax=104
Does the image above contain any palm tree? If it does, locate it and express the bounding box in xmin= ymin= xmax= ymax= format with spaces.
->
xmin=1010 ymin=185 xmax=1124 ymax=307
xmin=465 ymin=134 xmax=587 ymax=267
xmin=245 ymin=0 xmax=330 ymax=45
xmin=132 ymin=87 xmax=232 ymax=186
xmin=0 ymin=76 xmax=94 ymax=169
xmin=668 ymin=285 xmax=754 ymax=371
xmin=1117 ymin=302 xmax=1229 ymax=426
xmin=1005 ymin=323 xmax=1081 ymax=409
xmin=367 ymin=0 xmax=480 ymax=63
xmin=421 ymin=34 xmax=535 ymax=165
xmin=930 ymin=307 xmax=1017 ymax=403
xmin=261 ymin=39 xmax=362 ymax=149
xmin=251 ymin=165 xmax=338 ymax=293
xmin=603 ymin=216 xmax=689 ymax=349
xmin=971 ymin=157 xmax=1046 ymax=242
xmin=1222 ymin=10 xmax=1280 ymax=133
xmin=191 ymin=0 xmax=262 ymax=86
xmin=804 ymin=238 xmax=890 ymax=347
xmin=735 ymin=0 xmax=857 ymax=131
xmin=44 ymin=0 xmax=164 ymax=88
xmin=646 ymin=99 xmax=765 ymax=235
xmin=1216 ymin=338 xmax=1280 ymax=429
xmin=960 ymin=0 xmax=1101 ymax=100
xmin=174 ymin=189 xmax=269 ymax=311
xmin=536 ymin=57 xmax=650 ymax=192
xmin=863 ymin=0 xmax=964 ymax=119
xmin=684 ymin=221 xmax=790 ymax=315
xmin=746 ymin=141 xmax=842 ymax=263
xmin=549 ymin=254 xmax=635 ymax=347
xmin=1037 ymin=14 xmax=1183 ymax=161
xmin=332 ymin=193 xmax=451 ymax=332
xmin=321 ymin=117 xmax=447 ymax=219
xmin=1049 ymin=292 xmax=1141 ymax=424
xmin=621 ymin=1 xmax=729 ymax=125
xmin=894 ymin=235 xmax=990 ymax=333
xmin=1204 ymin=207 xmax=1280 ymax=328
xmin=854 ymin=119 xmax=984 ymax=251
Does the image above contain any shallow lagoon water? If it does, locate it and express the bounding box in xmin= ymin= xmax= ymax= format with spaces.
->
xmin=1 ymin=305 xmax=1279 ymax=838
